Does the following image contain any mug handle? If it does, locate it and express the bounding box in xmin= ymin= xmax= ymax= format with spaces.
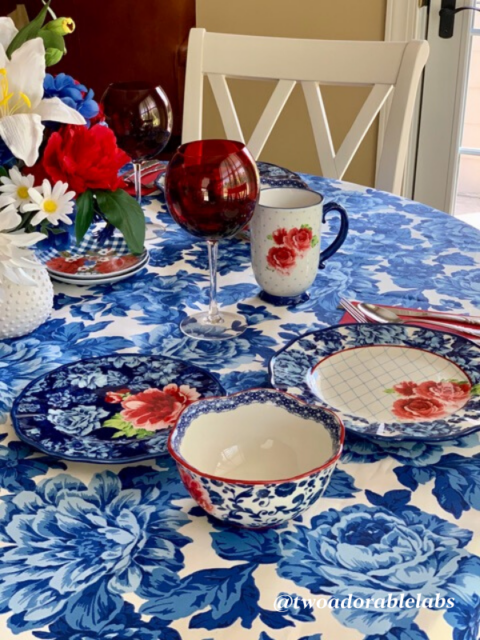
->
xmin=319 ymin=202 xmax=349 ymax=269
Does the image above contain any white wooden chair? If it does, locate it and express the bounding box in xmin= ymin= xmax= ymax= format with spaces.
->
xmin=182 ymin=28 xmax=429 ymax=195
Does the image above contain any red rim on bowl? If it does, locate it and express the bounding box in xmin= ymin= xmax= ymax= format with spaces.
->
xmin=167 ymin=388 xmax=345 ymax=485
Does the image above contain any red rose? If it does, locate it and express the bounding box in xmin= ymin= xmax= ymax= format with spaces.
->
xmin=105 ymin=389 xmax=130 ymax=404
xmin=120 ymin=384 xmax=200 ymax=431
xmin=96 ymin=255 xmax=140 ymax=274
xmin=393 ymin=381 xmax=418 ymax=396
xmin=272 ymin=228 xmax=288 ymax=245
xmin=266 ymin=245 xmax=297 ymax=273
xmin=416 ymin=380 xmax=471 ymax=406
xmin=178 ymin=468 xmax=213 ymax=513
xmin=392 ymin=396 xmax=449 ymax=421
xmin=42 ymin=124 xmax=131 ymax=194
xmin=46 ymin=256 xmax=86 ymax=274
xmin=285 ymin=226 xmax=313 ymax=253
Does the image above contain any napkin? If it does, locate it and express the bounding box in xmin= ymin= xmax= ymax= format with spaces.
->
xmin=340 ymin=299 xmax=480 ymax=341
xmin=122 ymin=164 xmax=167 ymax=197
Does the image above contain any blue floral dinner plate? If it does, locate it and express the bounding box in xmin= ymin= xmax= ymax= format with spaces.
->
xmin=155 ymin=161 xmax=308 ymax=192
xmin=269 ymin=323 xmax=480 ymax=442
xmin=11 ymin=355 xmax=225 ymax=463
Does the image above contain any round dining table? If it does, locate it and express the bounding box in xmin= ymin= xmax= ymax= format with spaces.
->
xmin=0 ymin=169 xmax=479 ymax=640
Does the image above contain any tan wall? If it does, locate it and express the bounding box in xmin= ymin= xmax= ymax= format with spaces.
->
xmin=196 ymin=0 xmax=386 ymax=186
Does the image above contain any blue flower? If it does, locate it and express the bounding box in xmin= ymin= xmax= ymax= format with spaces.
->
xmin=435 ymin=268 xmax=480 ymax=305
xmin=47 ymin=406 xmax=109 ymax=436
xmin=0 ymin=470 xmax=191 ymax=632
xmin=0 ymin=442 xmax=66 ymax=492
xmin=134 ymin=326 xmax=277 ymax=370
xmin=277 ymin=491 xmax=476 ymax=636
xmin=221 ymin=369 xmax=271 ymax=393
xmin=394 ymin=453 xmax=480 ymax=519
xmin=444 ymin=593 xmax=480 ymax=640
xmin=32 ymin=603 xmax=180 ymax=640
xmin=291 ymin=255 xmax=381 ymax=324
xmin=0 ymin=139 xmax=15 ymax=167
xmin=43 ymin=73 xmax=99 ymax=122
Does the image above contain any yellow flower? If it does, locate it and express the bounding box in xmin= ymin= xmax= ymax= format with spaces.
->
xmin=44 ymin=18 xmax=75 ymax=36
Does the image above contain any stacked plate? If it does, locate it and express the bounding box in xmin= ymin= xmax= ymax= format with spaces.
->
xmin=46 ymin=247 xmax=149 ymax=285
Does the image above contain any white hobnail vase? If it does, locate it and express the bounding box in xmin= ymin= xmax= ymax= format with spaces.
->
xmin=0 ymin=264 xmax=54 ymax=340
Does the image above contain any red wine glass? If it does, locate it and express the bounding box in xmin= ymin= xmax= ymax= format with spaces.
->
xmin=165 ymin=139 xmax=260 ymax=340
xmin=101 ymin=81 xmax=173 ymax=203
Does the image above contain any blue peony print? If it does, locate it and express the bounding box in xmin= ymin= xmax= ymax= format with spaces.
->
xmin=32 ymin=602 xmax=180 ymax=640
xmin=0 ymin=442 xmax=66 ymax=492
xmin=277 ymin=490 xmax=478 ymax=636
xmin=47 ymin=406 xmax=109 ymax=436
xmin=444 ymin=593 xmax=480 ymax=640
xmin=0 ymin=470 xmax=191 ymax=633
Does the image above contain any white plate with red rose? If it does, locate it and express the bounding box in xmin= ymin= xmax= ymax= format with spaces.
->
xmin=11 ymin=354 xmax=225 ymax=463
xmin=46 ymin=247 xmax=149 ymax=283
xmin=269 ymin=323 xmax=480 ymax=441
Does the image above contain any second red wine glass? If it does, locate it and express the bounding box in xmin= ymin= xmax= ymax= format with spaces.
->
xmin=165 ymin=139 xmax=260 ymax=340
xmin=102 ymin=81 xmax=173 ymax=203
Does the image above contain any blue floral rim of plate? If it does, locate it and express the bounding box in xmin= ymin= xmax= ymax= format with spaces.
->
xmin=155 ymin=160 xmax=309 ymax=192
xmin=11 ymin=354 xmax=226 ymax=463
xmin=269 ymin=323 xmax=480 ymax=442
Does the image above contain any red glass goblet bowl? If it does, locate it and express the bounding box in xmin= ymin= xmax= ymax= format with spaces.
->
xmin=165 ymin=139 xmax=260 ymax=340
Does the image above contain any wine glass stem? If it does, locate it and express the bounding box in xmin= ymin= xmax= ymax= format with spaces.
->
xmin=207 ymin=240 xmax=222 ymax=324
xmin=133 ymin=161 xmax=142 ymax=203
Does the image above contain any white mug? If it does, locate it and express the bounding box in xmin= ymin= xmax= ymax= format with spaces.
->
xmin=250 ymin=188 xmax=348 ymax=305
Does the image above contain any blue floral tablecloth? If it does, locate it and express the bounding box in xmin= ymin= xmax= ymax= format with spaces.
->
xmin=0 ymin=174 xmax=479 ymax=640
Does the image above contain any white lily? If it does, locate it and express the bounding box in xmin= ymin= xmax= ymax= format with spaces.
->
xmin=0 ymin=204 xmax=46 ymax=298
xmin=0 ymin=17 xmax=85 ymax=167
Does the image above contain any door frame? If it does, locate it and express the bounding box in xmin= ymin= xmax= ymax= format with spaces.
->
xmin=413 ymin=0 xmax=473 ymax=213
xmin=381 ymin=0 xmax=427 ymax=199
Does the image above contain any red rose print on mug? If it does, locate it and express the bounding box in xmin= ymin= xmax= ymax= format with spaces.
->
xmin=266 ymin=246 xmax=297 ymax=274
xmin=285 ymin=227 xmax=313 ymax=253
xmin=266 ymin=224 xmax=319 ymax=274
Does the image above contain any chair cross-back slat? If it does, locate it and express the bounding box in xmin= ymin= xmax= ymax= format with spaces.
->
xmin=207 ymin=74 xmax=244 ymax=143
xmin=182 ymin=28 xmax=429 ymax=195
xmin=329 ymin=84 xmax=393 ymax=180
xmin=248 ymin=79 xmax=296 ymax=159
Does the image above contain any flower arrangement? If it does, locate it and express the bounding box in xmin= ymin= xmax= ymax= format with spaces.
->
xmin=0 ymin=2 xmax=145 ymax=298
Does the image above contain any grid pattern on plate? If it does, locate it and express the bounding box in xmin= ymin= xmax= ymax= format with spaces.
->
xmin=309 ymin=345 xmax=468 ymax=422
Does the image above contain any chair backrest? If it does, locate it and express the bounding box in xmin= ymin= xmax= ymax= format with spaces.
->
xmin=182 ymin=28 xmax=429 ymax=194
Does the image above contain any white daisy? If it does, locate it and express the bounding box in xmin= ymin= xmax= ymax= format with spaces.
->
xmin=24 ymin=179 xmax=76 ymax=226
xmin=0 ymin=166 xmax=35 ymax=211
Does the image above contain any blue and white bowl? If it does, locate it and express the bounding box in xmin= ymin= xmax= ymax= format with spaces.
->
xmin=168 ymin=388 xmax=344 ymax=528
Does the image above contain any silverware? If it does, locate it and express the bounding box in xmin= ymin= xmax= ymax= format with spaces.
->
xmin=357 ymin=303 xmax=480 ymax=338
xmin=359 ymin=302 xmax=480 ymax=326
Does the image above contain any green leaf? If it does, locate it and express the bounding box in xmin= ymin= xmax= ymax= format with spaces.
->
xmin=267 ymin=234 xmax=273 ymax=240
xmin=104 ymin=414 xmax=154 ymax=440
xmin=6 ymin=1 xmax=51 ymax=58
xmin=75 ymin=190 xmax=95 ymax=244
xmin=300 ymin=224 xmax=312 ymax=230
xmin=95 ymin=189 xmax=145 ymax=254
xmin=384 ymin=388 xmax=396 ymax=394
xmin=470 ymin=384 xmax=480 ymax=396
xmin=0 ymin=166 xmax=8 ymax=179
xmin=311 ymin=236 xmax=319 ymax=247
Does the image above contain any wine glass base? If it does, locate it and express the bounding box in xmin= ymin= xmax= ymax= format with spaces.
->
xmin=180 ymin=312 xmax=247 ymax=341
